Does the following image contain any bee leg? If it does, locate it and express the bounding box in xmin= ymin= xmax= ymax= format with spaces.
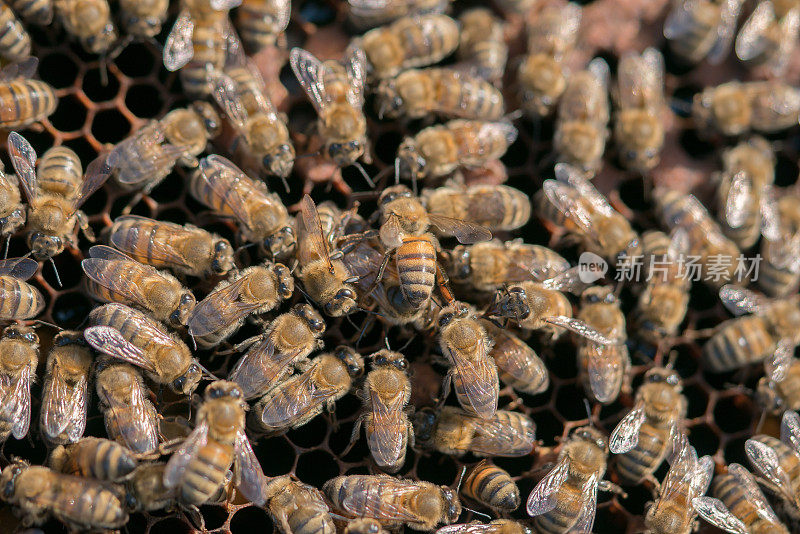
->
xmin=327 ymin=400 xmax=339 ymax=430
xmin=407 ymin=419 xmax=415 ymax=448
xmin=181 ymin=505 xmax=205 ymax=531
xmin=643 ymin=474 xmax=661 ymax=497
xmin=437 ymin=370 xmax=453 ymax=407
xmin=342 ymin=413 xmax=365 ymax=456
xmin=75 ymin=211 xmax=95 ymax=242
xmin=598 ymin=480 xmax=627 ymax=499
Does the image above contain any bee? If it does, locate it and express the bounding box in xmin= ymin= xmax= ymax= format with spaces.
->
xmin=609 ymin=366 xmax=687 ymax=485
xmin=295 ymin=195 xmax=357 ymax=317
xmin=693 ymin=80 xmax=800 ymax=136
xmin=235 ymin=0 xmax=290 ymax=52
xmin=437 ymin=520 xmax=533 ymax=534
xmin=0 ymin=5 xmax=31 ymax=62
xmin=456 ymin=8 xmax=507 ymax=83
xmin=351 ymin=349 xmax=413 ymax=473
xmin=758 ymin=188 xmax=800 ymax=297
xmin=0 ymin=325 xmax=38 ymax=443
xmin=414 ymin=406 xmax=536 ymax=457
xmin=527 ymin=426 xmax=625 ymax=533
xmin=482 ymin=319 xmax=549 ymax=395
xmin=94 ymin=360 xmax=159 ymax=455
xmin=703 ymin=285 xmax=800 ymax=372
xmin=540 ymin=163 xmax=641 ymax=265
xmin=86 ymin=303 xmax=204 ymax=395
xmin=82 ymin=245 xmax=197 ymax=329
xmin=40 ymin=331 xmax=91 ymax=446
xmin=254 ymin=346 xmax=364 ymax=432
xmin=644 ymin=441 xmax=714 ymax=534
xmin=208 ymin=59 xmax=295 ymax=189
xmin=48 ymin=437 xmax=138 ymax=482
xmin=0 ymin=163 xmax=25 ymax=245
xmin=757 ymin=342 xmax=800 ymax=414
xmin=124 ymin=462 xmax=180 ymax=513
xmin=6 ymin=0 xmax=53 ymax=25
xmin=693 ymin=462 xmax=789 ymax=534
xmin=736 ymin=0 xmax=800 ymax=75
xmin=576 ymin=286 xmax=631 ymax=405
xmin=346 ymin=0 xmax=451 ymax=30
xmin=0 ymin=257 xmax=44 ymax=321
xmin=228 ymin=303 xmax=326 ymax=399
xmin=375 ymin=67 xmax=505 ymax=120
xmin=664 ymin=0 xmax=743 ymax=65
xmin=191 ymin=155 xmax=296 ymax=259
xmin=118 ymin=0 xmax=169 ymax=40
xmin=517 ymin=3 xmax=581 ymax=117
xmin=164 ymin=380 xmax=268 ymax=507
xmin=745 ymin=410 xmax=800 ymax=516
xmin=109 ymin=215 xmax=235 ymax=278
xmin=53 ymin=0 xmax=117 ymax=54
xmin=554 ymin=58 xmax=610 ymax=175
xmin=715 ymin=137 xmax=776 ymax=249
xmin=323 ymin=474 xmax=462 ymax=531
xmin=423 ymin=184 xmax=530 ymax=234
xmin=461 ymin=460 xmax=520 ymax=513
xmin=0 ymin=58 xmax=57 ymax=129
xmin=265 ymin=475 xmax=336 ymax=534
xmin=357 ymin=14 xmax=460 ymax=80
xmin=397 ymin=120 xmax=517 ymax=184
xmin=346 ymin=518 xmax=389 ymax=534
xmin=7 ymin=133 xmax=113 ymax=267
xmin=613 ymin=47 xmax=666 ymax=172
xmin=0 ymin=460 xmax=128 ymax=530
xmin=187 ymin=260 xmax=293 ymax=348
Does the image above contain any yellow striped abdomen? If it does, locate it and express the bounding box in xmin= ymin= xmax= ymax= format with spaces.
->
xmin=0 ymin=5 xmax=31 ymax=62
xmin=0 ymin=79 xmax=57 ymax=127
xmin=396 ymin=235 xmax=437 ymax=307
xmin=181 ymin=440 xmax=233 ymax=505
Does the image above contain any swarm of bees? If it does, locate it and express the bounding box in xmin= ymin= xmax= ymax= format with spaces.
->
xmin=3 ymin=0 xmax=800 ymax=533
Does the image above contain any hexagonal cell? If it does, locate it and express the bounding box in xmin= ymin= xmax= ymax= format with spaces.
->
xmin=531 ymin=408 xmax=563 ymax=445
xmin=125 ymin=83 xmax=164 ymax=118
xmin=91 ymin=108 xmax=131 ymax=144
xmin=555 ymin=383 xmax=592 ymax=422
xmin=39 ymin=52 xmax=80 ymax=89
xmin=594 ymin=505 xmax=630 ymax=534
xmin=115 ymin=42 xmax=158 ymax=78
xmin=49 ymin=93 xmax=89 ymax=133
xmin=83 ymin=67 xmax=121 ymax=103
xmin=724 ymin=437 xmax=750 ymax=466
xmin=150 ymin=517 xmax=194 ymax=534
xmin=254 ymin=436 xmax=296 ymax=476
xmin=415 ymin=451 xmax=459 ymax=486
xmin=62 ymin=136 xmax=98 ymax=163
xmin=286 ymin=413 xmax=330 ymax=449
xmin=683 ymin=383 xmax=710 ymax=419
xmin=230 ymin=506 xmax=273 ymax=534
xmin=688 ymin=423 xmax=720 ymax=457
xmin=373 ymin=130 xmax=403 ymax=166
xmin=199 ymin=505 xmax=228 ymax=530
xmin=295 ymin=450 xmax=340 ymax=486
xmin=149 ymin=172 xmax=186 ymax=205
xmin=714 ymin=394 xmax=756 ymax=433
xmin=52 ymin=291 xmax=93 ymax=328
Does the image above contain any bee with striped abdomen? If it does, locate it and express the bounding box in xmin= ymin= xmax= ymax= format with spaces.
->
xmin=235 ymin=0 xmax=290 ymax=52
xmin=736 ymin=0 xmax=800 ymax=76
xmin=49 ymin=437 xmax=138 ymax=482
xmin=265 ymin=475 xmax=337 ymax=534
xmin=346 ymin=0 xmax=451 ymax=30
xmin=0 ymin=5 xmax=31 ymax=62
xmin=53 ymin=0 xmax=117 ymax=55
xmin=757 ymin=188 xmax=800 ymax=297
xmin=745 ymin=410 xmax=800 ymax=516
xmin=0 ymin=325 xmax=38 ymax=443
xmin=663 ymin=0 xmax=744 ymax=65
xmin=0 ymin=257 xmax=44 ymax=321
xmin=482 ymin=319 xmax=549 ymax=396
xmin=40 ymin=331 xmax=91 ymax=445
xmin=424 ymin=183 xmax=529 ymax=235
xmin=7 ymin=0 xmax=53 ymax=25
xmin=462 ymin=460 xmax=520 ymax=513
xmin=456 ymin=8 xmax=507 ymax=83
xmin=0 ymin=58 xmax=57 ymax=129
xmin=437 ymin=520 xmax=532 ymax=534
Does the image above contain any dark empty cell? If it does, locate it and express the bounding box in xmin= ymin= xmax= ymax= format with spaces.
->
xmin=546 ymin=340 xmax=578 ymax=380
xmin=688 ymin=423 xmax=720 ymax=457
xmin=83 ymin=67 xmax=121 ymax=102
xmin=618 ymin=176 xmax=647 ymax=213
xmin=4 ymin=431 xmax=48 ymax=466
xmin=287 ymin=100 xmax=318 ymax=132
xmin=345 ymin=465 xmax=371 ymax=475
xmin=231 ymin=506 xmax=273 ymax=534
xmin=126 ymin=514 xmax=148 ymax=534
xmin=555 ymin=383 xmax=590 ymax=421
xmin=617 ymin=481 xmax=650 ymax=516
xmin=39 ymin=53 xmax=80 ymax=89
xmin=775 ymin=153 xmax=798 ymax=187
xmin=52 ymin=292 xmax=92 ymax=328
xmin=295 ymin=450 xmax=340 ymax=486
xmin=415 ymin=452 xmax=458 ymax=485
xmin=48 ymin=94 xmax=88 ymax=132
xmin=115 ymin=42 xmax=157 ymax=78
xmin=150 ymin=517 xmax=194 ymax=534
xmin=125 ymin=84 xmax=164 ymax=118
xmin=724 ymin=437 xmax=749 ymax=466
xmin=342 ymin=162 xmax=380 ymax=193
xmin=286 ymin=414 xmax=329 ymax=448
xmin=81 ymin=187 xmax=107 ymax=216
xmin=532 ymin=409 xmax=562 ymax=445
xmin=374 ymin=130 xmax=403 ymax=166
xmin=281 ymin=63 xmax=303 ymax=96
xmin=199 ymin=505 xmax=228 ymax=530
xmin=594 ymin=505 xmax=629 ymax=534
xmin=671 ymin=344 xmax=699 ymax=377
xmin=493 ymin=454 xmax=534 ymax=478
xmin=157 ymin=208 xmax=188 ymax=226
xmin=254 ymin=435 xmax=296 ymax=476
xmin=111 ymin=193 xmax=153 ymax=220
xmin=148 ymin=172 xmax=184 ymax=204
xmin=662 ymin=44 xmax=697 ymax=77
xmin=714 ymin=395 xmax=755 ymax=432
xmin=501 ymin=135 xmax=529 ymax=168
xmin=92 ymin=109 xmax=131 ymax=144
xmin=333 ymin=392 xmax=361 ymax=420
xmin=688 ymin=282 xmax=719 ymax=312
xmin=703 ymin=369 xmax=739 ymax=391
xmin=682 ymin=383 xmax=709 ymax=419
xmin=330 ymin=420 xmax=368 ymax=461
xmin=678 ymin=129 xmax=715 ymax=160
xmin=299 ymin=0 xmax=336 ymax=25
xmin=50 ymin=251 xmax=83 ymax=289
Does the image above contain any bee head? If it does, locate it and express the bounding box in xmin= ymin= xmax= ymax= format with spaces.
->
xmin=375 ymin=80 xmax=403 ymax=119
xmin=191 ymin=101 xmax=222 ymax=138
xmin=644 ymin=367 xmax=681 ymax=387
xmin=440 ymin=486 xmax=462 ymax=523
xmin=756 ymin=378 xmax=782 ymax=414
xmin=396 ymin=139 xmax=425 ymax=180
xmin=573 ymin=425 xmax=608 ymax=452
xmin=411 ymin=407 xmax=437 ymax=444
xmin=581 ymin=286 xmax=615 ymax=305
xmin=54 ymin=330 xmax=87 ymax=347
xmin=262 ymin=144 xmax=295 ymax=178
xmin=263 ymin=225 xmax=296 ymax=261
xmin=28 ymin=232 xmax=63 ymax=261
xmin=3 ymin=325 xmax=38 ymax=345
xmin=324 ymin=287 xmax=357 ymax=317
xmin=446 ymin=246 xmax=472 ymax=282
xmin=171 ymin=362 xmax=202 ymax=395
xmin=334 ymin=346 xmax=364 ymax=378
xmin=0 ymin=459 xmax=27 ymax=499
xmin=372 ymin=350 xmax=408 ymax=372
xmin=294 ymin=304 xmax=326 ymax=335
xmin=271 ymin=263 xmax=294 ymax=300
xmin=205 ymin=380 xmax=244 ymax=401
xmin=328 ymin=140 xmax=364 ymax=167
xmin=379 ymin=185 xmax=413 ymax=208
xmin=211 ymin=239 xmax=235 ymax=275
xmin=169 ymin=292 xmax=197 ymax=328
xmin=83 ymin=23 xmax=117 ymax=54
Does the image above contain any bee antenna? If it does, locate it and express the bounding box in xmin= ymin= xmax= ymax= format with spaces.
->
xmin=463 ymin=507 xmax=491 ymax=520
xmin=352 ymin=162 xmax=376 ymax=189
xmin=397 ymin=334 xmax=415 ymax=353
xmin=666 ymin=349 xmax=678 ymax=369
xmin=357 ymin=306 xmax=384 ymax=318
xmin=295 ymin=285 xmax=314 ymax=305
xmin=394 ymin=158 xmax=400 ymax=185
xmin=755 ymin=408 xmax=767 ymax=434
xmin=454 ymin=465 xmax=467 ymax=493
xmin=384 ymin=335 xmax=391 ymax=350
xmin=296 ymin=150 xmax=322 ymax=160
xmin=197 ymin=362 xmax=219 ymax=381
xmin=278 ymin=175 xmax=290 ymax=194
xmin=3 ymin=235 xmax=9 ymax=259
xmin=189 ymin=332 xmax=198 ymax=351
xmin=49 ymin=257 xmax=62 ymax=288
xmin=583 ymin=399 xmax=594 ymax=426
xmin=33 ymin=320 xmax=62 ymax=331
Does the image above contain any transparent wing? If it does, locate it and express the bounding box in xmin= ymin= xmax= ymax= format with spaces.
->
xmin=83 ymin=326 xmax=157 ymax=373
xmin=724 ymin=172 xmax=752 ymax=229
xmin=479 ymin=121 xmax=518 ymax=146
xmin=109 ymin=216 xmax=193 ymax=270
xmin=198 ymin=155 xmax=254 ymax=230
xmin=163 ymin=421 xmax=209 ymax=488
xmin=609 ymin=403 xmax=646 ymax=453
xmin=728 ymin=463 xmax=781 ymax=524
xmin=187 ymin=276 xmax=263 ymax=338
xmin=289 ymin=48 xmax=330 ymax=112
xmin=113 ymin=125 xmax=184 ymax=186
xmin=781 ymin=410 xmax=800 ymax=454
xmin=543 ymin=181 xmax=597 ymax=239
xmin=8 ymin=132 xmax=37 ymax=202
xmin=719 ymin=285 xmax=767 ymax=315
xmin=380 ymin=213 xmax=405 ymax=249
xmin=765 ymin=339 xmax=794 ymax=383
xmin=0 ymin=257 xmax=38 ymax=280
xmin=708 ymin=0 xmax=745 ymax=64
xmin=344 ymin=43 xmax=367 ymax=108
xmin=243 ymin=59 xmax=279 ymax=117
xmin=736 ymin=0 xmax=774 ymax=61
xmin=471 ymin=414 xmax=534 ymax=456
xmin=588 ymin=58 xmax=610 ymax=89
xmin=0 ymin=366 xmax=31 ymax=439
xmin=745 ymin=438 xmax=795 ymax=500
xmin=584 ymin=343 xmax=625 ymax=404
xmin=211 ymin=0 xmax=242 ymax=8
xmin=41 ymin=374 xmax=87 ymax=442
xmin=691 ymin=496 xmax=749 ymax=534
xmin=299 ymin=194 xmax=334 ymax=269
xmin=545 ymin=316 xmax=621 ymax=346
xmin=164 ymin=11 xmax=194 ymax=71
xmin=554 ymin=163 xmax=615 ymax=217
xmin=228 ymin=337 xmax=305 ymax=399
xmin=234 ymin=430 xmax=269 ymax=506
xmin=526 ymin=456 xmax=570 ymax=516
xmin=641 ymin=47 xmax=665 ymax=101
xmin=449 ymin=349 xmax=498 ymax=419
xmin=100 ymin=378 xmax=158 ymax=453
xmin=341 ymin=480 xmax=422 ymax=522
xmin=82 ymin=257 xmax=161 ymax=312
xmin=571 ymin=473 xmax=599 ymax=534
xmin=437 ymin=524 xmax=502 ymax=534
xmin=88 ymin=244 xmax=132 ymax=261
xmin=0 ymin=57 xmax=38 ymax=81
xmin=427 ymin=214 xmax=493 ymax=244
xmin=209 ymin=70 xmax=249 ymax=131
xmin=72 ymin=151 xmax=115 ymax=210
xmin=694 ymin=455 xmax=715 ymax=497
xmin=668 ymin=227 xmax=691 ymax=260
xmin=771 ymin=8 xmax=800 ymax=74
xmin=272 ymin=0 xmax=291 ymax=33
xmin=368 ymin=384 xmax=408 ymax=467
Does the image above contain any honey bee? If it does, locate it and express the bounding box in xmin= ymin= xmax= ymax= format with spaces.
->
xmin=265 ymin=475 xmax=336 ymax=534
xmin=554 ymin=58 xmax=610 ymax=175
xmin=693 ymin=80 xmax=800 ymax=136
xmin=0 ymin=325 xmax=38 ymax=443
xmin=191 ymin=155 xmax=296 ymax=259
xmin=109 ymin=215 xmax=235 ymax=278
xmin=163 ymin=380 xmax=269 ymax=506
xmin=228 ymin=303 xmax=326 ymax=399
xmin=235 ymin=0 xmax=290 ymax=52
xmin=745 ymin=410 xmax=800 ymax=516
xmin=208 ymin=59 xmax=295 ymax=190
xmin=0 ymin=5 xmax=31 ymax=62
xmin=715 ymin=137 xmax=775 ymax=249
xmin=40 ymin=330 xmax=91 ymax=445
xmin=53 ymin=0 xmax=117 ymax=54
xmin=346 ymin=518 xmax=389 ymax=534
xmin=187 ymin=260 xmax=293 ymax=348
xmin=346 ymin=0 xmax=451 ymax=30
xmin=423 ymin=184 xmax=530 ymax=234
xmin=462 ymin=460 xmax=520 ymax=513
xmin=482 ymin=319 xmax=549 ymax=395
xmin=49 ymin=437 xmax=138 ymax=482
xmin=397 ymin=120 xmax=517 ymax=184
xmin=254 ymin=346 xmax=364 ymax=432
xmin=93 ymin=360 xmax=159 ymax=455
xmin=0 ymin=257 xmax=44 ymax=321
xmin=758 ymin=187 xmax=800 ymax=297
xmin=86 ymin=303 xmax=204 ymax=395
xmin=323 ymin=474 xmax=462 ymax=531
xmin=644 ymin=440 xmax=714 ymax=534
xmin=83 ymin=245 xmax=197 ymax=329
xmin=357 ymin=14 xmax=459 ymax=80
xmin=8 ymin=132 xmax=114 ymax=265
xmin=613 ymin=47 xmax=666 ymax=172
xmin=757 ymin=342 xmax=800 ymax=415
xmin=437 ymin=520 xmax=533 ymax=534
xmin=375 ymin=67 xmax=505 ymax=120
xmin=703 ymin=285 xmax=800 ymax=372
xmin=6 ymin=0 xmax=53 ymax=25
xmin=295 ymin=195 xmax=357 ymax=317
xmin=527 ymin=426 xmax=625 ymax=533
xmin=664 ymin=0 xmax=743 ymax=65
xmin=351 ymin=349 xmax=413 ymax=473
xmin=124 ymin=462 xmax=180 ymax=513
xmin=576 ymin=286 xmax=631 ymax=405
xmin=456 ymin=9 xmax=507 ymax=83
xmin=736 ymin=0 xmax=800 ymax=75
xmin=414 ymin=406 xmax=536 ymax=457
xmin=609 ymin=366 xmax=687 ymax=485
xmin=0 ymin=58 xmax=57 ymax=129
xmin=0 ymin=164 xmax=25 ymax=246
xmin=0 ymin=460 xmax=128 ymax=530
xmin=118 ymin=0 xmax=169 ymax=40
xmin=517 ymin=3 xmax=581 ymax=117
xmin=693 ymin=462 xmax=790 ymax=534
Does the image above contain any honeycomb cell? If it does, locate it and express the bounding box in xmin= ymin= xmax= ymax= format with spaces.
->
xmin=416 ymin=452 xmax=459 ymax=486
xmin=83 ymin=67 xmax=121 ymax=103
xmin=230 ymin=506 xmax=273 ymax=534
xmin=150 ymin=517 xmax=194 ymax=534
xmin=39 ymin=52 xmax=80 ymax=89
xmin=148 ymin=172 xmax=186 ymax=205
xmin=51 ymin=291 xmax=93 ymax=328
xmin=254 ymin=436 xmax=296 ymax=476
xmin=683 ymin=383 xmax=710 ymax=419
xmin=199 ymin=505 xmax=228 ymax=530
xmin=724 ymin=436 xmax=750 ymax=466
xmin=115 ymin=42 xmax=157 ymax=78
xmin=714 ymin=395 xmax=756 ymax=433
xmin=49 ymin=94 xmax=89 ymax=133
xmin=62 ymin=136 xmax=98 ymax=163
xmin=373 ymin=130 xmax=403 ymax=166
xmin=555 ymin=383 xmax=592 ymax=421
xmin=688 ymin=423 xmax=720 ymax=457
xmin=125 ymin=83 xmax=164 ymax=118
xmin=91 ymin=108 xmax=131 ymax=143
xmin=286 ymin=413 xmax=329 ymax=449
xmin=295 ymin=450 xmax=340 ymax=486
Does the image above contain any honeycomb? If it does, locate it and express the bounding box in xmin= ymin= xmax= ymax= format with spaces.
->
xmin=0 ymin=0 xmax=793 ymax=533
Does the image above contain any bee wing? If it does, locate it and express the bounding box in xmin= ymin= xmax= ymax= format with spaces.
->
xmin=668 ymin=227 xmax=690 ymax=261
xmin=544 ymin=316 xmax=621 ymax=346
xmin=41 ymin=373 xmax=87 ymax=442
xmin=88 ymin=244 xmax=132 ymax=261
xmin=110 ymin=215 xmax=193 ymax=271
xmin=0 ymin=365 xmax=31 ymax=439
xmin=640 ymin=47 xmax=665 ymax=102
xmin=272 ymin=0 xmax=291 ymax=33
xmin=708 ymin=0 xmax=745 ymax=65
xmin=449 ymin=349 xmax=498 ymax=419
xmin=617 ymin=48 xmax=663 ymax=109
xmin=571 ymin=472 xmax=599 ymax=534
xmin=437 ymin=524 xmax=502 ymax=534
xmin=663 ymin=0 xmax=696 ymax=40
xmin=770 ymin=8 xmax=800 ymax=75
xmin=588 ymin=58 xmax=610 ymax=89
xmin=694 ymin=455 xmax=715 ymax=497
xmin=728 ymin=463 xmax=781 ymax=524
xmin=82 ymin=257 xmax=161 ymax=312
xmin=609 ymin=402 xmax=646 ymax=453
xmin=526 ymin=456 xmax=570 ymax=516
xmin=260 ymin=370 xmax=317 ymax=426
xmin=745 ymin=438 xmax=796 ymax=502
xmin=83 ymin=326 xmax=158 ymax=374
xmin=584 ymin=343 xmax=625 ymax=404
xmin=780 ymin=410 xmax=800 ymax=454
xmin=341 ymin=481 xmax=422 ymax=522
xmin=0 ymin=57 xmax=38 ymax=81
xmin=428 ymin=215 xmax=493 ymax=244
xmin=0 ymin=257 xmax=39 ymax=280
xmin=113 ymin=125 xmax=184 ymax=186
xmin=164 ymin=11 xmax=195 ymax=71
xmin=233 ymin=430 xmax=269 ymax=506
xmin=163 ymin=421 xmax=209 ymax=489
xmin=543 ymin=181 xmax=597 ymax=239
xmin=735 ymin=0 xmax=774 ymax=61
xmin=540 ymin=267 xmax=589 ymax=294
xmin=555 ymin=163 xmax=615 ymax=217
xmin=368 ymin=386 xmax=409 ymax=467
xmin=718 ymin=285 xmax=768 ymax=315
xmin=724 ymin=172 xmax=752 ymax=229
xmin=765 ymin=338 xmax=794 ymax=383
xmin=72 ymin=151 xmax=116 ymax=211
xmin=691 ymin=497 xmax=749 ymax=534
xmin=344 ymin=43 xmax=367 ymax=109
xmin=8 ymin=132 xmax=37 ymax=202
xmin=479 ymin=121 xmax=518 ymax=146
xmin=380 ymin=214 xmax=405 ymax=249
xmin=209 ymin=69 xmax=249 ymax=132
xmin=228 ymin=337 xmax=302 ymax=399
xmin=471 ymin=414 xmax=534 ymax=456
xmin=187 ymin=276 xmax=263 ymax=338
xmin=198 ymin=155 xmax=255 ymax=230
xmin=659 ymin=443 xmax=698 ymax=506
xmin=99 ymin=377 xmax=158 ymax=453
xmin=299 ymin=194 xmax=334 ymax=269
xmin=290 ymin=48 xmax=331 ymax=113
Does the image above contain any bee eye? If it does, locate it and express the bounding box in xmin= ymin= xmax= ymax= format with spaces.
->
xmin=438 ymin=313 xmax=453 ymax=328
xmin=396 ymin=359 xmax=408 ymax=371
xmin=172 ymin=376 xmax=186 ymax=391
